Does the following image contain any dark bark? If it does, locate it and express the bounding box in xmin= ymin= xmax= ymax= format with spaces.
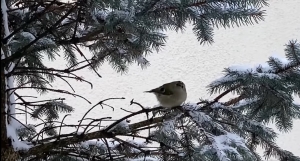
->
xmin=1 ymin=66 xmax=19 ymax=161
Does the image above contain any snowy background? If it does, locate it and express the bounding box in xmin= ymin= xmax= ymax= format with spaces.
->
xmin=16 ymin=0 xmax=299 ymax=160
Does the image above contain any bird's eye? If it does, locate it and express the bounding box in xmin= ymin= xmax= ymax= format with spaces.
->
xmin=176 ymin=82 xmax=184 ymax=88
xmin=160 ymin=87 xmax=165 ymax=93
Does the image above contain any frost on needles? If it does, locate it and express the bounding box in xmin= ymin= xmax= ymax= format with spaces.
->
xmin=1 ymin=0 xmax=299 ymax=161
xmin=209 ymin=40 xmax=300 ymax=133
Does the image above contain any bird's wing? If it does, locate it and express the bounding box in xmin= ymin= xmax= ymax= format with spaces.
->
xmin=144 ymin=87 xmax=173 ymax=95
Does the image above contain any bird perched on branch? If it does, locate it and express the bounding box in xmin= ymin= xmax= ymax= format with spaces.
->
xmin=145 ymin=81 xmax=187 ymax=108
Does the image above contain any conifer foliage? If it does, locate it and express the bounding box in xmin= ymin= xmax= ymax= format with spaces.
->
xmin=1 ymin=0 xmax=299 ymax=161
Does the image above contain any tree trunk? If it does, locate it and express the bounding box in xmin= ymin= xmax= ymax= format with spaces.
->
xmin=1 ymin=66 xmax=19 ymax=161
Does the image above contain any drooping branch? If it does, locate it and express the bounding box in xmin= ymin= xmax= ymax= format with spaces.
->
xmin=7 ymin=87 xmax=91 ymax=104
xmin=8 ymin=57 xmax=95 ymax=76
xmin=12 ymin=70 xmax=93 ymax=89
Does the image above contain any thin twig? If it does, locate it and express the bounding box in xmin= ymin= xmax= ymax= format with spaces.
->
xmin=12 ymin=98 xmax=65 ymax=105
xmin=73 ymin=44 xmax=102 ymax=78
xmin=59 ymin=114 xmax=71 ymax=136
xmin=105 ymin=106 xmax=162 ymax=132
xmin=120 ymin=108 xmax=135 ymax=114
xmin=103 ymin=138 xmax=113 ymax=161
xmin=9 ymin=115 xmax=33 ymax=132
xmin=83 ymin=117 xmax=112 ymax=134
xmin=76 ymin=97 xmax=125 ymax=134
xmin=114 ymin=136 xmax=148 ymax=153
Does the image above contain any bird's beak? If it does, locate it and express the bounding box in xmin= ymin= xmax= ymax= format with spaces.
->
xmin=176 ymin=82 xmax=184 ymax=88
xmin=144 ymin=90 xmax=154 ymax=93
xmin=144 ymin=88 xmax=161 ymax=94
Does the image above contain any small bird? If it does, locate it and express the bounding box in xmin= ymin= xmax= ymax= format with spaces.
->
xmin=145 ymin=81 xmax=187 ymax=108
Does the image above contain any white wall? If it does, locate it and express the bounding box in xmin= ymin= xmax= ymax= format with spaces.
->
xmin=17 ymin=0 xmax=300 ymax=160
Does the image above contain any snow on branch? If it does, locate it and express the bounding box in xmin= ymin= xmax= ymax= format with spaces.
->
xmin=8 ymin=89 xmax=298 ymax=161
xmin=1 ymin=0 xmax=297 ymax=160
xmin=210 ymin=40 xmax=300 ymax=88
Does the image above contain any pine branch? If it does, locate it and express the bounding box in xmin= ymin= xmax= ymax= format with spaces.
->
xmin=8 ymin=59 xmax=95 ymax=77
xmin=153 ymin=1 xmax=208 ymax=12
xmin=223 ymin=94 xmax=246 ymax=106
xmin=274 ymin=60 xmax=300 ymax=74
xmin=1 ymin=6 xmax=76 ymax=66
xmin=7 ymin=86 xmax=91 ymax=104
xmin=2 ymin=0 xmax=57 ymax=44
xmin=13 ymin=70 xmax=93 ymax=90
xmin=207 ymin=49 xmax=300 ymax=109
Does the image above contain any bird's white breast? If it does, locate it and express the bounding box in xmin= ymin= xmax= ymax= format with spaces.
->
xmin=156 ymin=89 xmax=187 ymax=108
